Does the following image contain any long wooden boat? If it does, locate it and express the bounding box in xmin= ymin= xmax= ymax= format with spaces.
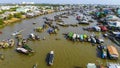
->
xmin=48 ymin=51 xmax=54 ymax=66
xmin=107 ymin=45 xmax=119 ymax=59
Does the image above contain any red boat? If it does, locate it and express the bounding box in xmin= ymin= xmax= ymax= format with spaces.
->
xmin=99 ymin=26 xmax=108 ymax=31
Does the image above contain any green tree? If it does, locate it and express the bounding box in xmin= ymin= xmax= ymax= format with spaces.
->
xmin=8 ymin=14 xmax=13 ymax=19
xmin=14 ymin=13 xmax=22 ymax=18
xmin=0 ymin=19 xmax=4 ymax=25
xmin=10 ymin=7 xmax=18 ymax=11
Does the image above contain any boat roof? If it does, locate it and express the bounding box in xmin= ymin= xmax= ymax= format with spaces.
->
xmin=107 ymin=63 xmax=120 ymax=68
xmin=50 ymin=51 xmax=54 ymax=54
xmin=87 ymin=63 xmax=96 ymax=68
xmin=107 ymin=46 xmax=119 ymax=57
xmin=112 ymin=32 xmax=120 ymax=35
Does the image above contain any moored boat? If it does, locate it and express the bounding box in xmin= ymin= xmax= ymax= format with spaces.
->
xmin=48 ymin=51 xmax=54 ymax=66
xmin=29 ymin=33 xmax=40 ymax=40
xmin=22 ymin=44 xmax=34 ymax=52
xmin=72 ymin=34 xmax=77 ymax=41
xmin=8 ymin=39 xmax=15 ymax=47
xmin=107 ymin=45 xmax=119 ymax=59
xmin=16 ymin=47 xmax=29 ymax=55
xmin=101 ymin=46 xmax=107 ymax=59
xmin=107 ymin=62 xmax=120 ymax=68
xmin=67 ymin=32 xmax=74 ymax=39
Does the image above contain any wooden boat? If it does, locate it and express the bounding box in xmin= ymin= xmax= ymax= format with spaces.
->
xmin=72 ymin=34 xmax=77 ymax=41
xmin=33 ymin=22 xmax=36 ymax=25
xmin=80 ymin=34 xmax=84 ymax=41
xmin=22 ymin=44 xmax=34 ymax=52
xmin=76 ymin=34 xmax=80 ymax=39
xmin=96 ymin=38 xmax=104 ymax=44
xmin=15 ymin=34 xmax=23 ymax=39
xmin=29 ymin=33 xmax=40 ymax=40
xmin=17 ymin=39 xmax=22 ymax=46
xmin=107 ymin=45 xmax=119 ymax=59
xmin=29 ymin=33 xmax=35 ymax=40
xmin=57 ymin=23 xmax=67 ymax=26
xmin=34 ymin=27 xmax=43 ymax=32
xmin=83 ymin=34 xmax=88 ymax=41
xmin=22 ymin=39 xmax=28 ymax=45
xmin=69 ymin=24 xmax=78 ymax=27
xmin=93 ymin=26 xmax=101 ymax=32
xmin=48 ymin=51 xmax=54 ymax=66
xmin=101 ymin=46 xmax=107 ymax=59
xmin=111 ymin=31 xmax=120 ymax=38
xmin=8 ymin=39 xmax=14 ymax=47
xmin=76 ymin=16 xmax=81 ymax=21
xmin=67 ymin=32 xmax=74 ymax=39
xmin=2 ymin=41 xmax=9 ymax=48
xmin=99 ymin=25 xmax=108 ymax=31
xmin=102 ymin=49 xmax=107 ymax=59
xmin=79 ymin=20 xmax=89 ymax=25
xmin=90 ymin=36 xmax=96 ymax=44
xmin=16 ymin=47 xmax=29 ymax=55
xmin=61 ymin=15 xmax=68 ymax=18
xmin=11 ymin=30 xmax=24 ymax=36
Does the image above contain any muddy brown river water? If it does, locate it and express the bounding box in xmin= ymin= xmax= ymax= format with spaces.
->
xmin=0 ymin=11 xmax=120 ymax=68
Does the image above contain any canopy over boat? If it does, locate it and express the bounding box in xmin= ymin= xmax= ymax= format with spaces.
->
xmin=112 ymin=32 xmax=120 ymax=35
xmin=87 ymin=63 xmax=97 ymax=68
xmin=68 ymin=32 xmax=74 ymax=38
xmin=107 ymin=63 xmax=120 ymax=68
xmin=107 ymin=45 xmax=119 ymax=59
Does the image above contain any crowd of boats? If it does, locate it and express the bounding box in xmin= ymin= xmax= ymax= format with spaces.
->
xmin=65 ymin=32 xmax=104 ymax=44
xmin=87 ymin=62 xmax=120 ymax=68
xmin=0 ymin=5 xmax=120 ymax=68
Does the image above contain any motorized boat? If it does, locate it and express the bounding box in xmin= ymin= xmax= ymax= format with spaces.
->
xmin=107 ymin=45 xmax=119 ymax=59
xmin=48 ymin=51 xmax=54 ymax=66
xmin=16 ymin=47 xmax=29 ymax=55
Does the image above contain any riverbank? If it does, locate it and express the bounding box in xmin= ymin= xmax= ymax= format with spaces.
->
xmin=0 ymin=11 xmax=56 ymax=28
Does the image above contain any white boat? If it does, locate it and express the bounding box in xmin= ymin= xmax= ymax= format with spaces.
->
xmin=11 ymin=30 xmax=24 ymax=36
xmin=107 ymin=62 xmax=120 ymax=68
xmin=87 ymin=63 xmax=97 ymax=68
xmin=72 ymin=34 xmax=77 ymax=39
xmin=16 ymin=47 xmax=29 ymax=54
xmin=12 ymin=31 xmax=20 ymax=36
